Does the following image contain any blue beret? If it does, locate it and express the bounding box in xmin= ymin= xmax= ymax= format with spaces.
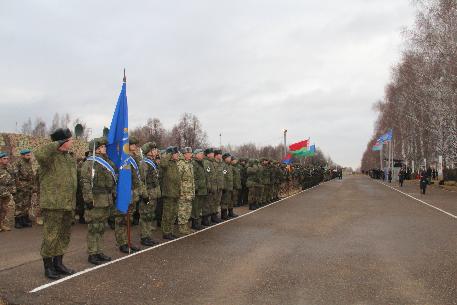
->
xmin=0 ymin=152 xmax=8 ymax=158
xmin=20 ymin=149 xmax=31 ymax=155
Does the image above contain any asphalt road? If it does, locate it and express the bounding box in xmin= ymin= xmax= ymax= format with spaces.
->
xmin=2 ymin=175 xmax=457 ymax=305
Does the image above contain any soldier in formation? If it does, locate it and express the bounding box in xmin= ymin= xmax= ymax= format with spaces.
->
xmin=0 ymin=152 xmax=15 ymax=232
xmin=81 ymin=138 xmax=116 ymax=265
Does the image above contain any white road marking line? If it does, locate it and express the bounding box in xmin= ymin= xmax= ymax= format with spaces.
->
xmin=376 ymin=181 xmax=457 ymax=220
xmin=29 ymin=182 xmax=327 ymax=293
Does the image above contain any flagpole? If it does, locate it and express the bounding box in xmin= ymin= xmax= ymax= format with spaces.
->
xmin=124 ymin=68 xmax=132 ymax=254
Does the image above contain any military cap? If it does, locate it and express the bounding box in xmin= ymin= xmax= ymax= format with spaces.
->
xmin=20 ymin=149 xmax=32 ymax=155
xmin=204 ymin=148 xmax=214 ymax=155
xmin=0 ymin=152 xmax=8 ymax=158
xmin=142 ymin=142 xmax=157 ymax=154
xmin=222 ymin=153 xmax=231 ymax=160
xmin=166 ymin=146 xmax=179 ymax=154
xmin=214 ymin=149 xmax=222 ymax=156
xmin=88 ymin=137 xmax=107 ymax=151
xmin=129 ymin=136 xmax=139 ymax=145
xmin=50 ymin=128 xmax=72 ymax=142
xmin=194 ymin=148 xmax=204 ymax=154
xmin=181 ymin=147 xmax=192 ymax=154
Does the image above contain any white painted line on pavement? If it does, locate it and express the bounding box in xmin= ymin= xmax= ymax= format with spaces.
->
xmin=377 ymin=181 xmax=457 ymax=220
xmin=30 ymin=181 xmax=328 ymax=293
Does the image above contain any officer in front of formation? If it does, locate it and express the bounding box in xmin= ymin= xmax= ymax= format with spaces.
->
xmin=81 ymin=138 xmax=116 ymax=265
xmin=35 ymin=128 xmax=77 ymax=279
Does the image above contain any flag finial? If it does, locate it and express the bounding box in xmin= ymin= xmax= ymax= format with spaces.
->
xmin=123 ymin=68 xmax=126 ymax=82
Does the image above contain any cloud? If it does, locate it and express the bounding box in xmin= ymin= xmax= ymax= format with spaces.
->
xmin=0 ymin=0 xmax=416 ymax=168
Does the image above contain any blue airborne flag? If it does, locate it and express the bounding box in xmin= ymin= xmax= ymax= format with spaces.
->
xmin=377 ymin=129 xmax=393 ymax=143
xmin=106 ymin=75 xmax=132 ymax=214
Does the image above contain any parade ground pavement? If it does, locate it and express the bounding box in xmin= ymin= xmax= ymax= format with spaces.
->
xmin=1 ymin=175 xmax=457 ymax=305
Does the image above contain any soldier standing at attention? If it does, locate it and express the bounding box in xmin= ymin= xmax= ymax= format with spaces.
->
xmin=213 ymin=149 xmax=224 ymax=223
xmin=81 ymin=138 xmax=116 ymax=265
xmin=231 ymin=156 xmax=241 ymax=214
xmin=35 ymin=128 xmax=77 ymax=280
xmin=239 ymin=158 xmax=248 ymax=206
xmin=139 ymin=142 xmax=161 ymax=246
xmin=114 ymin=137 xmax=141 ymax=254
xmin=0 ymin=152 xmax=16 ymax=232
xmin=14 ymin=149 xmax=35 ymax=228
xmin=221 ymin=153 xmax=234 ymax=220
xmin=160 ymin=146 xmax=181 ymax=240
xmin=177 ymin=147 xmax=195 ymax=236
xmin=191 ymin=149 xmax=207 ymax=230
xmin=246 ymin=159 xmax=260 ymax=210
xmin=202 ymin=148 xmax=217 ymax=226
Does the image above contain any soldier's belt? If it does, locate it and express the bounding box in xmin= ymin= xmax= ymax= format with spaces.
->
xmin=92 ymin=188 xmax=113 ymax=194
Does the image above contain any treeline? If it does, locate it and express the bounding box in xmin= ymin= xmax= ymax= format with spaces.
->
xmin=362 ymin=0 xmax=457 ymax=171
xmin=21 ymin=113 xmax=90 ymax=140
xmin=20 ymin=112 xmax=333 ymax=166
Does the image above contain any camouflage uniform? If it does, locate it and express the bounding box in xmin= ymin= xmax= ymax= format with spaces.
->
xmin=0 ymin=163 xmax=16 ymax=231
xmin=14 ymin=158 xmax=35 ymax=221
xmin=81 ymin=151 xmax=116 ymax=256
xmin=35 ymin=141 xmax=77 ymax=258
xmin=192 ymin=157 xmax=207 ymax=226
xmin=141 ymin=154 xmax=161 ymax=242
xmin=160 ymin=152 xmax=181 ymax=237
xmin=258 ymin=160 xmax=269 ymax=205
xmin=177 ymin=156 xmax=195 ymax=234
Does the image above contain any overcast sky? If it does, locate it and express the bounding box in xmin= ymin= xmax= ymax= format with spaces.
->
xmin=0 ymin=0 xmax=416 ymax=168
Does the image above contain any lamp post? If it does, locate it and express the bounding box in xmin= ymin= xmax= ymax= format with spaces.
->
xmin=283 ymin=129 xmax=287 ymax=157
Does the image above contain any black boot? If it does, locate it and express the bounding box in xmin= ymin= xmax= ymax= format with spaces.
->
xmin=22 ymin=215 xmax=32 ymax=228
xmin=211 ymin=213 xmax=221 ymax=224
xmin=228 ymin=208 xmax=238 ymax=218
xmin=201 ymin=215 xmax=212 ymax=226
xmin=88 ymin=254 xmax=103 ymax=265
xmin=162 ymin=233 xmax=176 ymax=240
xmin=119 ymin=244 xmax=130 ymax=253
xmin=221 ymin=209 xmax=229 ymax=220
xmin=191 ymin=218 xmax=202 ymax=230
xmin=14 ymin=216 xmax=23 ymax=229
xmin=43 ymin=257 xmax=60 ymax=280
xmin=78 ymin=215 xmax=86 ymax=224
xmin=108 ymin=216 xmax=115 ymax=230
xmin=53 ymin=255 xmax=75 ymax=275
xmin=97 ymin=253 xmax=112 ymax=262
xmin=141 ymin=237 xmax=158 ymax=247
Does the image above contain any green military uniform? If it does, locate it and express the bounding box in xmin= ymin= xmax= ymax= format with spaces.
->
xmin=160 ymin=147 xmax=181 ymax=239
xmin=76 ymin=157 xmax=87 ymax=224
xmin=232 ymin=159 xmax=242 ymax=208
xmin=202 ymin=149 xmax=217 ymax=225
xmin=35 ymin=128 xmax=77 ymax=279
xmin=213 ymin=153 xmax=225 ymax=220
xmin=114 ymin=154 xmax=141 ymax=250
xmin=239 ymin=159 xmax=248 ymax=206
xmin=177 ymin=151 xmax=195 ymax=235
xmin=14 ymin=154 xmax=35 ymax=227
xmin=192 ymin=151 xmax=207 ymax=229
xmin=140 ymin=142 xmax=161 ymax=246
xmin=258 ymin=159 xmax=269 ymax=206
xmin=246 ymin=159 xmax=260 ymax=210
xmin=221 ymin=154 xmax=233 ymax=220
xmin=81 ymin=138 xmax=116 ymax=263
xmin=0 ymin=153 xmax=16 ymax=231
